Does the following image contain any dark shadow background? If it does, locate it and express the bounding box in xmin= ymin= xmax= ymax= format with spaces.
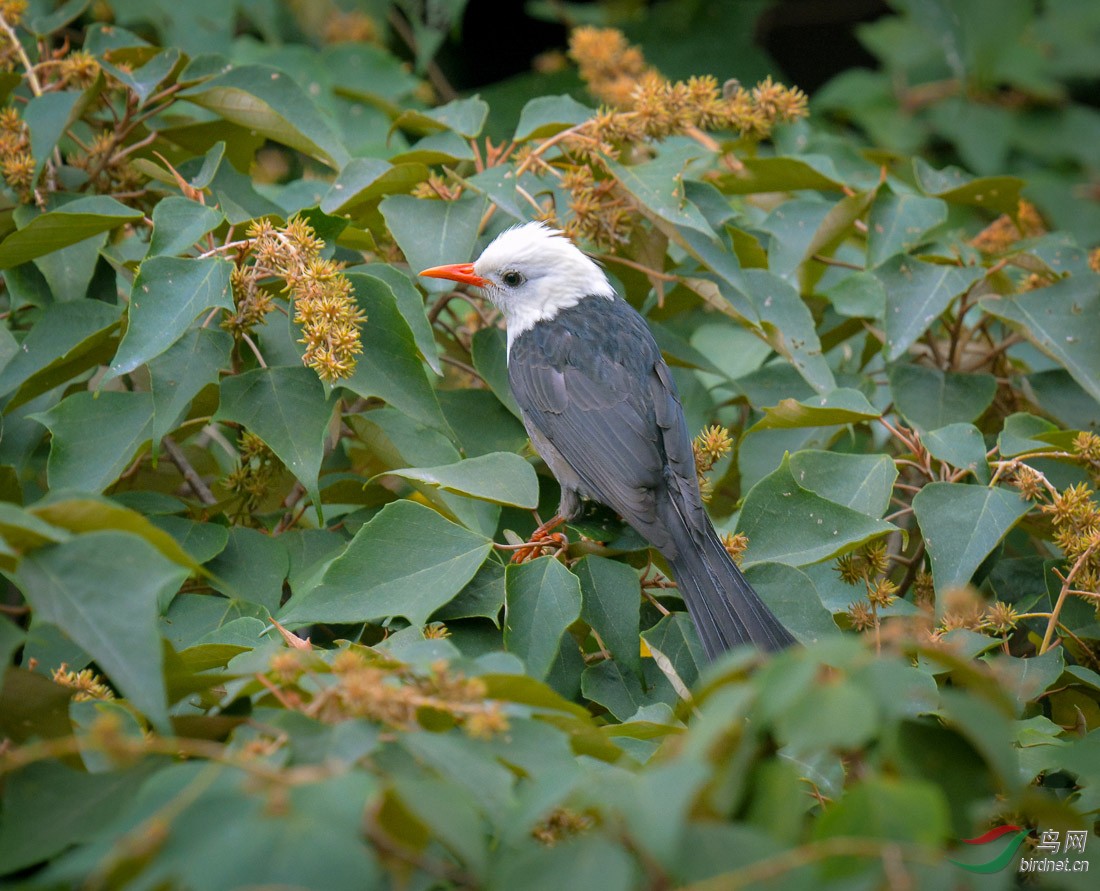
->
xmin=441 ymin=0 xmax=889 ymax=95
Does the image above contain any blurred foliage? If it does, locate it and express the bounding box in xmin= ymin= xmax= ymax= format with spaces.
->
xmin=0 ymin=0 xmax=1099 ymax=888
xmin=815 ymin=0 xmax=1100 ymax=245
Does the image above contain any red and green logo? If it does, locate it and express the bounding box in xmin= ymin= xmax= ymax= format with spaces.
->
xmin=950 ymin=825 xmax=1029 ymax=873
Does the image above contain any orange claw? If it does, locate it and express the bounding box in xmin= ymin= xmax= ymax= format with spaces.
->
xmin=510 ymin=515 xmax=568 ymax=564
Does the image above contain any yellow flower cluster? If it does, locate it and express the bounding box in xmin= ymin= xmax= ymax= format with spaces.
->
xmin=721 ymin=530 xmax=749 ymax=566
xmin=52 ymin=662 xmax=114 ymax=701
xmin=230 ymin=217 xmax=366 ymax=382
xmin=692 ymin=424 xmax=734 ymax=501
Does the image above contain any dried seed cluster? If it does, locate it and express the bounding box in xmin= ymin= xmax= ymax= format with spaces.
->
xmin=265 ymin=647 xmax=511 ymax=741
xmin=568 ymin=27 xmax=807 ymax=137
xmin=838 ymin=541 xmax=898 ymax=634
xmin=224 ymin=431 xmax=282 ymax=520
xmin=0 ymin=106 xmax=32 ymax=201
xmin=970 ymin=199 xmax=1046 ymax=254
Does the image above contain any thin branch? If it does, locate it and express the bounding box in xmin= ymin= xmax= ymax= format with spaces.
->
xmin=162 ymin=436 xmax=217 ymax=505
xmin=387 ymin=7 xmax=457 ymax=102
xmin=0 ymin=13 xmax=42 ymax=96
xmin=1041 ymin=540 xmax=1100 ymax=654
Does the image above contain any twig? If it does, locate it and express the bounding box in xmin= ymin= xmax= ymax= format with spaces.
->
xmin=1040 ymin=540 xmax=1100 ymax=654
xmin=387 ymin=7 xmax=457 ymax=102
xmin=0 ymin=13 xmax=42 ymax=96
xmin=240 ymin=332 xmax=268 ymax=368
xmin=162 ymin=435 xmax=217 ymax=505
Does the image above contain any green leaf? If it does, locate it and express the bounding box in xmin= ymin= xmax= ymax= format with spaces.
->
xmin=913 ymin=158 xmax=1024 ymax=215
xmin=148 ymin=197 xmax=226 ymax=257
xmin=392 ymin=95 xmax=489 ymax=138
xmin=109 ymin=256 xmax=234 ymax=378
xmin=0 ymin=196 xmax=143 ymax=269
xmin=997 ymin=412 xmax=1059 ymax=457
xmin=813 ymin=777 xmax=950 ymax=845
xmin=866 ymin=191 xmax=947 ymax=266
xmin=380 ymin=452 xmax=539 ymax=509
xmin=980 ymin=273 xmax=1100 ymax=403
xmin=737 ymin=455 xmax=895 ymax=567
xmin=354 ymin=263 xmax=440 ymax=374
xmin=939 ymin=689 xmax=1020 ymax=792
xmin=504 ymin=557 xmax=583 ymax=679
xmin=774 ymin=677 xmax=879 ymax=752
xmin=609 ymin=143 xmax=714 ymax=235
xmin=207 ymin=526 xmax=289 ymax=614
xmin=0 ymin=760 xmax=154 ymax=873
xmin=788 ymin=451 xmax=897 ymax=517
xmin=25 ymin=91 xmax=84 ymax=188
xmin=0 ymin=503 xmax=70 ymax=554
xmin=147 ymin=327 xmax=232 ymax=444
xmin=574 ymin=556 xmax=642 ymax=678
xmin=823 ymin=271 xmax=886 ymax=318
xmin=750 ymin=388 xmax=880 ymax=430
xmin=32 ymin=391 xmax=153 ymax=493
xmin=712 ymin=155 xmax=846 ymax=194
xmin=924 ymin=423 xmax=991 ymax=483
xmin=876 ymin=256 xmax=983 ymax=360
xmin=582 ymin=658 xmax=655 ymax=721
xmin=339 ymin=273 xmax=448 ymax=430
xmin=280 ymin=500 xmax=491 ymax=628
xmin=0 ymin=301 xmax=120 ymax=411
xmin=30 ymin=497 xmax=201 ymax=573
xmin=150 ymin=516 xmax=229 ymax=565
xmin=472 ymin=327 xmax=522 ymax=419
xmin=513 ymin=95 xmax=594 ymax=141
xmin=392 ymin=130 xmax=475 ymax=166
xmin=101 ymin=47 xmax=180 ymax=105
xmin=16 ymin=532 xmax=183 ymax=731
xmin=379 ymin=193 xmax=487 ymax=293
xmin=214 ymin=366 xmax=333 ymax=517
xmin=744 ymin=563 xmax=838 ymax=643
xmin=490 ymin=836 xmax=637 ymax=891
xmin=911 ymin=483 xmax=1031 ymax=593
xmin=182 ymin=65 xmax=349 ymax=169
xmin=641 ymin=612 xmax=704 ymax=692
xmin=888 ymin=364 xmax=997 ymax=432
xmin=320 ymin=159 xmax=429 ymax=218
xmin=433 ymin=560 xmax=505 ymax=623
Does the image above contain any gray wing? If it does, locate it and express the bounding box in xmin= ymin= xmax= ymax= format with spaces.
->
xmin=508 ymin=297 xmax=704 ymax=555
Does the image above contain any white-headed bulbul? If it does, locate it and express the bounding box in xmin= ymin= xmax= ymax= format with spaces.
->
xmin=421 ymin=222 xmax=795 ymax=659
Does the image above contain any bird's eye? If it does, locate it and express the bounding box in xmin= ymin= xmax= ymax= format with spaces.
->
xmin=501 ymin=270 xmax=524 ymax=287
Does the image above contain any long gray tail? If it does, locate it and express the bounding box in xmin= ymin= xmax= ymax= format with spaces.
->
xmin=665 ymin=520 xmax=796 ymax=660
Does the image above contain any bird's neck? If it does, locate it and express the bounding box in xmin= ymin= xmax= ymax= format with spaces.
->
xmin=505 ymin=290 xmax=613 ymax=353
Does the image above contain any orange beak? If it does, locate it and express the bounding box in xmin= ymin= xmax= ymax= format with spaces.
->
xmin=418 ymin=262 xmax=490 ymax=289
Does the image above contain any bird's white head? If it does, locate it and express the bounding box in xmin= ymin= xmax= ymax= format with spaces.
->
xmin=420 ymin=222 xmax=615 ymax=348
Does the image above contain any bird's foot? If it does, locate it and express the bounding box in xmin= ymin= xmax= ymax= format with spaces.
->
xmin=510 ymin=515 xmax=568 ymax=563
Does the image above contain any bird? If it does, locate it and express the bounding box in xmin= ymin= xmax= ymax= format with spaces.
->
xmin=420 ymin=222 xmax=795 ymax=659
